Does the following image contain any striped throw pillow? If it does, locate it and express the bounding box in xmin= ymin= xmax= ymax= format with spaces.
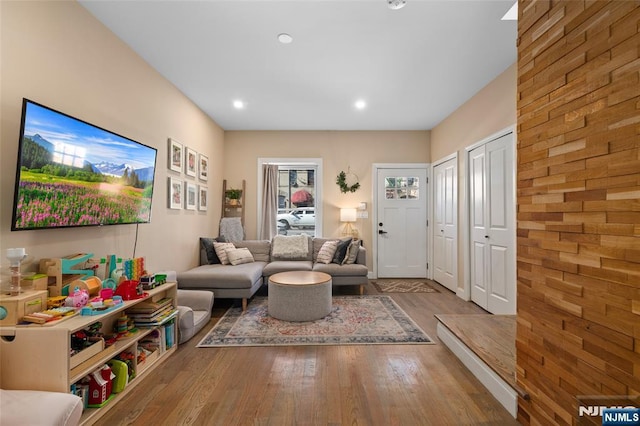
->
xmin=316 ymin=240 xmax=338 ymax=264
xmin=226 ymin=247 xmax=255 ymax=266
xmin=213 ymin=242 xmax=236 ymax=265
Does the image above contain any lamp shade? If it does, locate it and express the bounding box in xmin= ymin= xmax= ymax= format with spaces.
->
xmin=340 ymin=208 xmax=357 ymax=223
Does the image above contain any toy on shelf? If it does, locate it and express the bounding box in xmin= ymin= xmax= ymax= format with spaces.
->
xmin=20 ymin=306 xmax=77 ymax=324
xmin=6 ymin=248 xmax=27 ymax=296
xmin=39 ymin=253 xmax=95 ymax=296
xmin=123 ymin=258 xmax=145 ymax=282
xmin=65 ymin=288 xmax=89 ymax=308
xmin=114 ymin=280 xmax=146 ymax=301
xmin=79 ymin=296 xmax=123 ymax=316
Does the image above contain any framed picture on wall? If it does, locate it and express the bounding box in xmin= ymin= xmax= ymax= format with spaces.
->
xmin=168 ymin=177 xmax=183 ymax=209
xmin=198 ymin=153 xmax=209 ymax=181
xmin=198 ymin=186 xmax=208 ymax=211
xmin=185 ymin=182 xmax=197 ymax=210
xmin=185 ymin=148 xmax=197 ymax=177
xmin=168 ymin=138 xmax=183 ymax=173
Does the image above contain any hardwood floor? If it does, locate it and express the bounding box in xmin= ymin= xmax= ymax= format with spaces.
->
xmin=95 ymin=282 xmax=519 ymax=426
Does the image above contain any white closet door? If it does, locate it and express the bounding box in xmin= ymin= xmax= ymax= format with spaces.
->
xmin=469 ymin=132 xmax=516 ymax=314
xmin=433 ymin=157 xmax=457 ymax=292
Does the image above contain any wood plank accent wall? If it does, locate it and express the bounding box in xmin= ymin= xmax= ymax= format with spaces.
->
xmin=516 ymin=1 xmax=640 ymax=424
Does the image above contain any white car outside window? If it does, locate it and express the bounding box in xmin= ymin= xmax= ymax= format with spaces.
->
xmin=277 ymin=208 xmax=315 ymax=229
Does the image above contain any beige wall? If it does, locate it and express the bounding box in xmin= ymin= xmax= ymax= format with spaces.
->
xmin=224 ymin=130 xmax=430 ymax=266
xmin=431 ymin=63 xmax=517 ymax=162
xmin=0 ymin=1 xmax=224 ymax=276
xmin=430 ymin=62 xmax=517 ymax=293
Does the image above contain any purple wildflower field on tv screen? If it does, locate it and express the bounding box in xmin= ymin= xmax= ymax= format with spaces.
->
xmin=12 ymin=99 xmax=157 ymax=231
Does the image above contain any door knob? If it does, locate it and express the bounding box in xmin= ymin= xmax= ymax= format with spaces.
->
xmin=379 ymin=230 xmax=388 ymax=234
xmin=440 ymin=229 xmax=444 ymax=233
xmin=484 ymin=235 xmax=489 ymax=239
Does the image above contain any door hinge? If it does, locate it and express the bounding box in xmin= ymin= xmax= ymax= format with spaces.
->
xmin=427 ymin=263 xmax=429 ymax=270
xmin=426 ymin=220 xmax=429 ymax=227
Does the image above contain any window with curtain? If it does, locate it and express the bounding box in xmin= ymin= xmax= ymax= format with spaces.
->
xmin=258 ymin=158 xmax=322 ymax=239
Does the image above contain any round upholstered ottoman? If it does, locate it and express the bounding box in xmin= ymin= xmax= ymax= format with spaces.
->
xmin=268 ymin=271 xmax=332 ymax=321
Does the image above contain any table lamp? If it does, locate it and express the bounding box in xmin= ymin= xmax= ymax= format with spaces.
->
xmin=340 ymin=208 xmax=358 ymax=237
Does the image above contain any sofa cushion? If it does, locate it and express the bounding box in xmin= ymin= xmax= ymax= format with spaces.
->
xmin=333 ymin=238 xmax=352 ymax=264
xmin=226 ymin=247 xmax=255 ymax=265
xmin=313 ymin=262 xmax=368 ymax=277
xmin=233 ymin=240 xmax=271 ymax=262
xmin=263 ymin=260 xmax=313 ymax=277
xmin=343 ymin=239 xmax=362 ymax=265
xmin=178 ymin=262 xmax=266 ymax=289
xmin=271 ymin=234 xmax=312 ymax=261
xmin=316 ymin=240 xmax=338 ymax=264
xmin=0 ymin=389 xmax=83 ymax=426
xmin=214 ymin=242 xmax=236 ymax=265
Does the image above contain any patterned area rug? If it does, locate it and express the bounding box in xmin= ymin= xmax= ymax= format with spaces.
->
xmin=371 ymin=279 xmax=441 ymax=293
xmin=197 ymin=296 xmax=433 ymax=347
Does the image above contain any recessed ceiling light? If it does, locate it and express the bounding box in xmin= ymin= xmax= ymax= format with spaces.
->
xmin=355 ymin=100 xmax=367 ymax=110
xmin=501 ymin=2 xmax=517 ymax=20
xmin=387 ymin=0 xmax=406 ymax=10
xmin=233 ymin=100 xmax=245 ymax=109
xmin=277 ymin=33 xmax=293 ymax=44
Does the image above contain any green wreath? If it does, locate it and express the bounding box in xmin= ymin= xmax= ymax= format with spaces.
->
xmin=336 ymin=170 xmax=360 ymax=193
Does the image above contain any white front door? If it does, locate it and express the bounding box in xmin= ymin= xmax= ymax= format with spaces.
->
xmin=376 ymin=167 xmax=428 ymax=278
xmin=433 ymin=157 xmax=457 ymax=292
xmin=469 ymin=131 xmax=516 ymax=314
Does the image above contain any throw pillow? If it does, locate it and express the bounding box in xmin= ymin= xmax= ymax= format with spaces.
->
xmin=213 ymin=242 xmax=236 ymax=265
xmin=316 ymin=240 xmax=338 ymax=264
xmin=226 ymin=247 xmax=255 ymax=266
xmin=332 ymin=238 xmax=352 ymax=264
xmin=342 ymin=239 xmax=362 ymax=265
xmin=271 ymin=234 xmax=309 ymax=259
xmin=200 ymin=236 xmax=227 ymax=264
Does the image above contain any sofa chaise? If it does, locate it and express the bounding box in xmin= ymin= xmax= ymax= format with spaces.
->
xmin=177 ymin=235 xmax=368 ymax=310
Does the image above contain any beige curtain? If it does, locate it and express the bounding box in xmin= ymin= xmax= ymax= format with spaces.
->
xmin=259 ymin=164 xmax=279 ymax=240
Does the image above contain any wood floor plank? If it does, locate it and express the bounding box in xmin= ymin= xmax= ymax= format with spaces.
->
xmin=94 ymin=283 xmax=519 ymax=425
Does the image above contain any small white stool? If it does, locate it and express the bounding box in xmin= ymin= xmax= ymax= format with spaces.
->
xmin=268 ymin=271 xmax=332 ymax=322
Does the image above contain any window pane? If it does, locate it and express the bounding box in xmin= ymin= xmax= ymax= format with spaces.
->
xmin=277 ymin=166 xmax=316 ymax=237
xmin=385 ymin=176 xmax=419 ymax=199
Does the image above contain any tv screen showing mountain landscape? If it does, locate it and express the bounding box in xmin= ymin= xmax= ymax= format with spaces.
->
xmin=11 ymin=99 xmax=157 ymax=231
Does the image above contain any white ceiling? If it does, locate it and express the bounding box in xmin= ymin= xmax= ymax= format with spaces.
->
xmin=80 ymin=0 xmax=517 ymax=131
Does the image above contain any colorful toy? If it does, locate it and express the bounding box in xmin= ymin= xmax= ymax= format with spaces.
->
xmin=114 ymin=280 xmax=146 ymax=301
xmin=123 ymin=258 xmax=145 ymax=282
xmin=65 ymin=287 xmax=89 ymax=308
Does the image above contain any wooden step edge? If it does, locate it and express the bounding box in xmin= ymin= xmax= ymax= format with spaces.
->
xmin=434 ymin=314 xmax=530 ymax=401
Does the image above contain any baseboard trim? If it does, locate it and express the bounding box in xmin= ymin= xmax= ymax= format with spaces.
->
xmin=437 ymin=322 xmax=517 ymax=418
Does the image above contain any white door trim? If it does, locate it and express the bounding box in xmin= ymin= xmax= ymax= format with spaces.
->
xmin=372 ymin=163 xmax=431 ymax=279
xmin=462 ymin=125 xmax=516 ymax=309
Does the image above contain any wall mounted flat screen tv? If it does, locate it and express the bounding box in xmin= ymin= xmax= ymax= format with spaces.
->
xmin=11 ymin=99 xmax=158 ymax=231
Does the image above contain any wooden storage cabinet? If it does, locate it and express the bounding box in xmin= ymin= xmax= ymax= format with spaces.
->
xmin=0 ymin=282 xmax=178 ymax=425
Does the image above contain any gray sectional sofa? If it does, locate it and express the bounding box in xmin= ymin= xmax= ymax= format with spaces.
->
xmin=177 ymin=236 xmax=368 ymax=310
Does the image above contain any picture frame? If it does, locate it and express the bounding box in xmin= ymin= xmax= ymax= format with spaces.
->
xmin=185 ymin=148 xmax=197 ymax=177
xmin=168 ymin=177 xmax=183 ymax=209
xmin=198 ymin=185 xmax=208 ymax=211
xmin=185 ymin=182 xmax=197 ymax=210
xmin=168 ymin=138 xmax=183 ymax=173
xmin=198 ymin=153 xmax=209 ymax=181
